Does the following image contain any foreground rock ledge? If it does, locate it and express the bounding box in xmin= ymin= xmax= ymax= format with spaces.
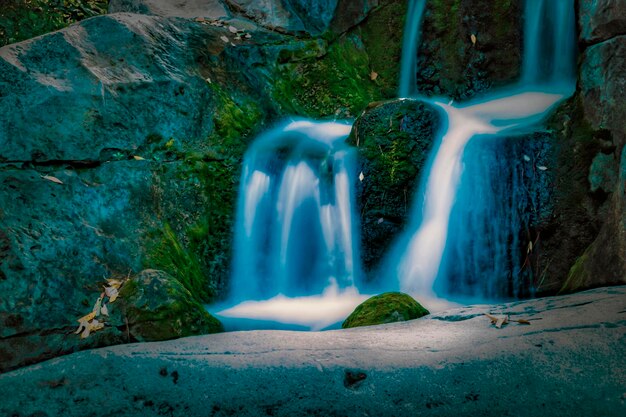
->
xmin=1 ymin=287 xmax=624 ymax=417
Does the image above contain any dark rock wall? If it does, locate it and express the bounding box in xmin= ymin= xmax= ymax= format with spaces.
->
xmin=416 ymin=0 xmax=522 ymax=99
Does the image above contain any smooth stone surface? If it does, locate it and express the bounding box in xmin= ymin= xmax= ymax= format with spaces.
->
xmin=0 ymin=286 xmax=624 ymax=416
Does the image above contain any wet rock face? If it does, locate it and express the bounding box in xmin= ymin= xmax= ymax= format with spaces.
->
xmin=579 ymin=0 xmax=626 ymax=45
xmin=416 ymin=0 xmax=522 ymax=99
xmin=350 ymin=99 xmax=441 ymax=277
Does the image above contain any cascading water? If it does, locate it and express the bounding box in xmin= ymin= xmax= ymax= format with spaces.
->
xmin=392 ymin=0 xmax=576 ymax=300
xmin=218 ymin=120 xmax=368 ymax=330
xmin=398 ymin=0 xmax=427 ymax=98
xmin=231 ymin=120 xmax=359 ymax=300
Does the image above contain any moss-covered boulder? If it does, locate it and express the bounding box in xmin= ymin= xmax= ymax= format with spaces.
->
xmin=112 ymin=269 xmax=223 ymax=341
xmin=342 ymin=292 xmax=429 ymax=329
xmin=350 ymin=99 xmax=441 ymax=275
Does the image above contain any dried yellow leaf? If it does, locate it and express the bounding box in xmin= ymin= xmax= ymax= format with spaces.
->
xmin=78 ymin=311 xmax=96 ymax=323
xmin=471 ymin=34 xmax=477 ymax=45
xmin=101 ymin=303 xmax=109 ymax=316
xmin=106 ymin=279 xmax=123 ymax=289
xmin=370 ymin=71 xmax=378 ymax=81
xmin=133 ymin=156 xmax=145 ymax=161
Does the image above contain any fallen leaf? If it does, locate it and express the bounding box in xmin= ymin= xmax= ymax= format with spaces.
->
xmin=359 ymin=172 xmax=365 ymax=182
xmin=104 ymin=286 xmax=119 ymax=302
xmin=471 ymin=34 xmax=477 ymax=45
xmin=516 ymin=319 xmax=531 ymax=325
xmin=42 ymin=175 xmax=63 ymax=185
xmin=370 ymin=71 xmax=378 ymax=81
xmin=220 ymin=35 xmax=229 ymax=43
xmin=133 ymin=155 xmax=145 ymax=161
xmin=101 ymin=303 xmax=109 ymax=316
xmin=106 ymin=278 xmax=123 ymax=289
xmin=228 ymin=25 xmax=238 ymax=33
xmin=78 ymin=311 xmax=96 ymax=323
xmin=523 ymin=154 xmax=531 ymax=162
xmin=195 ymin=17 xmax=205 ymax=22
xmin=537 ymin=165 xmax=548 ymax=171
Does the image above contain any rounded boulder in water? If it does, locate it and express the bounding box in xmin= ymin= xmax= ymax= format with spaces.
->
xmin=342 ymin=292 xmax=429 ymax=329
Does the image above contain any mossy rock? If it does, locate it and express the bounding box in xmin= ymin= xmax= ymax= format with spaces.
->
xmin=351 ymin=99 xmax=441 ymax=275
xmin=112 ymin=269 xmax=223 ymax=342
xmin=342 ymin=292 xmax=429 ymax=329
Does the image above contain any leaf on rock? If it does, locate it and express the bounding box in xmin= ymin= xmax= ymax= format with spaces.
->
xmin=370 ymin=71 xmax=378 ymax=81
xmin=78 ymin=311 xmax=96 ymax=323
xmin=133 ymin=156 xmax=146 ymax=161
xmin=101 ymin=303 xmax=109 ymax=316
xmin=537 ymin=166 xmax=548 ymax=171
xmin=220 ymin=35 xmax=229 ymax=43
xmin=228 ymin=25 xmax=238 ymax=34
xmin=523 ymin=154 xmax=531 ymax=162
xmin=42 ymin=175 xmax=63 ymax=185
xmin=106 ymin=279 xmax=123 ymax=289
xmin=470 ymin=34 xmax=477 ymax=45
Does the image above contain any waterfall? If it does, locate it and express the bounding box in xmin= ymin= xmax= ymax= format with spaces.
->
xmin=229 ymin=120 xmax=360 ymax=303
xmin=394 ymin=0 xmax=576 ymax=299
xmin=398 ymin=0 xmax=427 ymax=98
xmin=522 ymin=0 xmax=576 ymax=85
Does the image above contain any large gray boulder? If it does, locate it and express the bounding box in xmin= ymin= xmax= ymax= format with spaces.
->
xmin=0 ymin=286 xmax=624 ymax=416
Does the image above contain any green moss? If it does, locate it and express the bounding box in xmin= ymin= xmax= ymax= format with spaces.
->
xmin=210 ymin=84 xmax=263 ymax=148
xmin=342 ymin=292 xmax=429 ymax=329
xmin=271 ymin=33 xmax=381 ymax=117
xmin=146 ymin=223 xmax=211 ymax=301
xmin=559 ymin=251 xmax=590 ymax=294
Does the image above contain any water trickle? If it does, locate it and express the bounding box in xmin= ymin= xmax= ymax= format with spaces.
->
xmin=229 ymin=120 xmax=360 ymax=303
xmin=398 ymin=0 xmax=427 ymax=98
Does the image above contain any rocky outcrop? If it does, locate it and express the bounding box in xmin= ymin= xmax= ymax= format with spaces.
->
xmin=342 ymin=292 xmax=429 ymax=328
xmin=350 ymin=99 xmax=441 ymax=274
xmin=0 ymin=286 xmax=624 ymax=416
xmin=0 ymin=2 xmax=406 ymax=371
xmin=579 ymin=0 xmax=626 ymax=45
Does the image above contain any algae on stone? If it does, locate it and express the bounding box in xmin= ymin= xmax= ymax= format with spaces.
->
xmin=342 ymin=292 xmax=429 ymax=329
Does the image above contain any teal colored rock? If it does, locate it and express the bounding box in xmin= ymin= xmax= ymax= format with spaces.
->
xmin=589 ymin=152 xmax=618 ymax=193
xmin=342 ymin=292 xmax=429 ymax=329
